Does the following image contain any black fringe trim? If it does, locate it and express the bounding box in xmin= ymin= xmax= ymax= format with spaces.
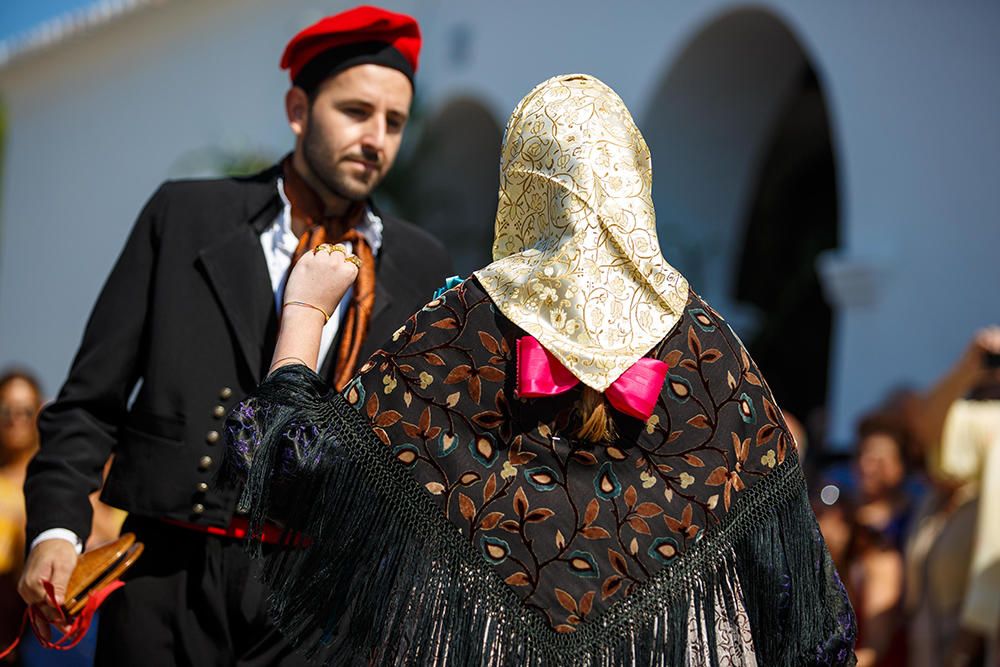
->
xmin=223 ymin=365 xmax=856 ymax=666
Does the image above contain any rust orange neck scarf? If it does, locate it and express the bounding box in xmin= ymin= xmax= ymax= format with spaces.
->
xmin=282 ymin=156 xmax=376 ymax=390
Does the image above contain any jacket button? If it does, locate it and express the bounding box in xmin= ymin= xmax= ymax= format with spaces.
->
xmin=212 ymin=405 xmax=226 ymax=419
xmin=196 ymin=482 xmax=209 ymax=493
xmin=206 ymin=430 xmax=220 ymax=444
xmin=199 ymin=456 xmax=213 ymax=470
xmin=220 ymin=387 xmax=233 ymax=400
xmin=192 ymin=503 xmax=205 ymax=515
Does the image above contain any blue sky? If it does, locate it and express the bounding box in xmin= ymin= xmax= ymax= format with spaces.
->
xmin=0 ymin=0 xmax=95 ymax=43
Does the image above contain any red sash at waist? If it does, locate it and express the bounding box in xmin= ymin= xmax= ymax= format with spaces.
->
xmin=162 ymin=516 xmax=309 ymax=547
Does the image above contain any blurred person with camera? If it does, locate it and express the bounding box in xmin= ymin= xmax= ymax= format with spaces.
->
xmin=17 ymin=6 xmax=451 ymax=665
xmin=906 ymin=326 xmax=1000 ymax=667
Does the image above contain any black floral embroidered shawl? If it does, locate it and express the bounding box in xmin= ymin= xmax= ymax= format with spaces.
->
xmin=223 ymin=278 xmax=856 ymax=666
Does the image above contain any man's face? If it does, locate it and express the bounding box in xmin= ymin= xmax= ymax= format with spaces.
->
xmin=295 ymin=64 xmax=412 ymax=203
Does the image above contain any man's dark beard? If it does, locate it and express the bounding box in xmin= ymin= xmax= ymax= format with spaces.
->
xmin=302 ymin=120 xmax=372 ymax=203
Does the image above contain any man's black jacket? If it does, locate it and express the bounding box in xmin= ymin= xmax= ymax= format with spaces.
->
xmin=25 ymin=164 xmax=453 ymax=543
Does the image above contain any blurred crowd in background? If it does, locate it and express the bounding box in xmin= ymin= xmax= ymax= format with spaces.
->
xmin=2 ymin=327 xmax=998 ymax=665
xmin=0 ymin=370 xmax=125 ymax=665
xmin=801 ymin=327 xmax=1000 ymax=667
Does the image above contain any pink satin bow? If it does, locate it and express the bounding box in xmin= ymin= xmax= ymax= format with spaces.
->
xmin=516 ymin=336 xmax=668 ymax=420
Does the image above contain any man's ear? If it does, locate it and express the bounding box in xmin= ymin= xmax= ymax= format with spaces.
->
xmin=285 ymin=87 xmax=309 ymax=137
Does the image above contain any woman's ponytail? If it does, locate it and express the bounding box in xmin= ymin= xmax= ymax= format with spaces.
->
xmin=574 ymin=386 xmax=616 ymax=443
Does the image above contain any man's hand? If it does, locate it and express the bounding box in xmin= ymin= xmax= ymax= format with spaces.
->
xmin=17 ymin=539 xmax=78 ymax=636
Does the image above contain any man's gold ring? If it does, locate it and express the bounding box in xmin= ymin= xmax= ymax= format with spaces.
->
xmin=344 ymin=255 xmax=363 ymax=269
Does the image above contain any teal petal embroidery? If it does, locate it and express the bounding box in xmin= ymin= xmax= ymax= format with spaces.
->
xmin=648 ymin=537 xmax=680 ymax=564
xmin=524 ymin=466 xmax=560 ymax=491
xmin=738 ymin=392 xmax=757 ymax=424
xmin=594 ymin=462 xmax=622 ymax=500
xmin=438 ymin=431 xmax=460 ymax=457
xmin=666 ymin=374 xmax=692 ymax=404
xmin=344 ymin=377 xmax=366 ymax=410
xmin=469 ymin=433 xmax=499 ymax=468
xmin=392 ymin=444 xmax=420 ymax=468
xmin=566 ymin=550 xmax=600 ymax=578
xmin=481 ymin=535 xmax=510 ymax=564
xmin=688 ymin=308 xmax=717 ymax=332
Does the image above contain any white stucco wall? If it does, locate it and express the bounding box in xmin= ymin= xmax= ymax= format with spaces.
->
xmin=1 ymin=0 xmax=997 ymax=446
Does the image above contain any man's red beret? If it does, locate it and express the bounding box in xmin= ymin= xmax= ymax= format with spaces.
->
xmin=281 ymin=5 xmax=421 ymax=88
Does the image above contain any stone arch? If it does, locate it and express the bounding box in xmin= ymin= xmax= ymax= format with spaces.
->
xmin=641 ymin=8 xmax=839 ymax=423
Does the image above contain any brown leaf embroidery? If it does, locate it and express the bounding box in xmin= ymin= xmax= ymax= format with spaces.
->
xmin=479 ymin=331 xmax=500 ymax=354
xmin=505 ymin=572 xmax=530 ymax=586
xmin=584 ymin=498 xmax=600 ymax=526
xmin=628 ymin=517 xmax=651 ymax=535
xmin=700 ymin=348 xmax=722 ymax=363
xmin=687 ymin=326 xmax=702 ymax=357
xmin=417 ymin=406 xmax=431 ymax=434
xmin=581 ymin=526 xmax=611 ymax=540
xmin=608 ymin=549 xmax=629 ymax=576
xmin=687 ymin=414 xmax=711 ymax=429
xmin=634 ymin=502 xmax=663 ymax=518
xmin=624 ymin=485 xmax=637 ymax=509
xmin=472 ymin=411 xmax=504 ymax=429
xmin=513 ymin=487 xmax=529 ymax=518
xmin=763 ymin=397 xmax=781 ymax=424
xmin=483 ymin=474 xmax=497 ymax=502
xmin=478 ymin=366 xmax=506 ymax=383
xmin=423 ymin=352 xmax=446 ymax=366
xmin=458 ymin=493 xmax=475 ymax=521
xmin=683 ymin=454 xmax=705 ymax=467
xmin=444 ymin=365 xmax=472 ymax=384
xmin=479 ymin=512 xmax=504 ymax=531
xmin=579 ymin=591 xmax=595 ymax=616
xmin=706 ymin=466 xmax=729 ymax=486
xmin=601 ymin=575 xmax=623 ymax=600
xmin=469 ymin=375 xmax=482 ymax=404
xmin=524 ymin=508 xmax=554 ymax=523
xmin=555 ymin=588 xmax=577 ymax=613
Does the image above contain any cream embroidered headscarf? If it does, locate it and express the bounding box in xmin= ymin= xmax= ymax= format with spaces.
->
xmin=474 ymin=74 xmax=688 ymax=391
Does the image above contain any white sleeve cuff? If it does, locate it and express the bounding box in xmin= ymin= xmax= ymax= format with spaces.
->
xmin=30 ymin=528 xmax=84 ymax=554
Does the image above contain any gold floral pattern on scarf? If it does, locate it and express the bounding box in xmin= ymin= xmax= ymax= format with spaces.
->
xmin=475 ymin=74 xmax=688 ymax=391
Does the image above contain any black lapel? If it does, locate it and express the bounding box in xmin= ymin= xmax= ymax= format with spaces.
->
xmin=197 ymin=167 xmax=283 ymax=383
xmin=368 ymin=200 xmax=395 ymax=326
